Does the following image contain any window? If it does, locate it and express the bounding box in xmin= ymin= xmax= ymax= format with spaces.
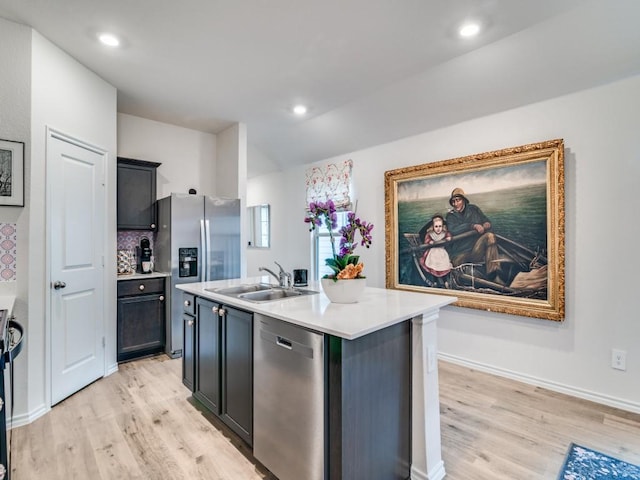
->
xmin=305 ymin=159 xmax=353 ymax=280
xmin=313 ymin=211 xmax=349 ymax=280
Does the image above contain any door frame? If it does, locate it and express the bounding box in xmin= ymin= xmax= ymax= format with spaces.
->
xmin=44 ymin=127 xmax=109 ymax=408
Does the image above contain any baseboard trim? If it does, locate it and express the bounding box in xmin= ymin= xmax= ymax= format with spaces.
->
xmin=439 ymin=353 xmax=640 ymax=415
xmin=106 ymin=362 xmax=118 ymax=376
xmin=8 ymin=367 xmax=118 ymax=430
xmin=8 ymin=403 xmax=49 ymax=430
xmin=411 ymin=461 xmax=446 ymax=480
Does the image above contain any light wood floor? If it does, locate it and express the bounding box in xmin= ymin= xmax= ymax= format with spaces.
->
xmin=8 ymin=355 xmax=640 ymax=479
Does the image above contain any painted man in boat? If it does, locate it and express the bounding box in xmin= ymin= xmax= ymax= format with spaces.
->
xmin=445 ymin=188 xmax=501 ymax=282
xmin=403 ymin=187 xmax=548 ymax=298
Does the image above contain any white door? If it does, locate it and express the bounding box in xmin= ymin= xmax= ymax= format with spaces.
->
xmin=49 ymin=131 xmax=106 ymax=405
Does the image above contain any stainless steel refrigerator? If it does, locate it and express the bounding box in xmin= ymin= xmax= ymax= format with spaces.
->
xmin=156 ymin=193 xmax=241 ymax=357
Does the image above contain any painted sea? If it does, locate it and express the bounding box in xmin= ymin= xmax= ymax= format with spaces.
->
xmin=397 ymin=183 xmax=548 ymax=294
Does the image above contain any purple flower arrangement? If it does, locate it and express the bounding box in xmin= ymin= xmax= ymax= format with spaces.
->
xmin=304 ymin=200 xmax=374 ymax=280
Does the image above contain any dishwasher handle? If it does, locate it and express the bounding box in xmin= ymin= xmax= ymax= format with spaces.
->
xmin=276 ymin=336 xmax=292 ymax=350
xmin=259 ymin=329 xmax=316 ymax=359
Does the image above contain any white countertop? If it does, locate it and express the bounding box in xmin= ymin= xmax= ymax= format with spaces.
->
xmin=0 ymin=295 xmax=16 ymax=315
xmin=117 ymin=272 xmax=171 ymax=281
xmin=177 ymin=277 xmax=456 ymax=340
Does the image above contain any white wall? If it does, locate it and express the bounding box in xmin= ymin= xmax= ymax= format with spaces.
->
xmin=117 ymin=113 xmax=217 ymax=198
xmin=0 ymin=26 xmax=122 ymax=424
xmin=0 ymin=17 xmax=32 ymax=422
xmin=216 ymin=123 xmax=247 ymax=200
xmin=246 ymin=170 xmax=308 ymax=277
xmin=28 ymin=30 xmax=118 ymax=420
xmin=248 ymin=74 xmax=640 ymax=412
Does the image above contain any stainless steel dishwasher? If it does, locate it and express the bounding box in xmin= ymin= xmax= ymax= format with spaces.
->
xmin=253 ymin=313 xmax=326 ymax=480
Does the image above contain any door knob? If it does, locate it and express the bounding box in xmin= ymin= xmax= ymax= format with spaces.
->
xmin=52 ymin=281 xmax=66 ymax=289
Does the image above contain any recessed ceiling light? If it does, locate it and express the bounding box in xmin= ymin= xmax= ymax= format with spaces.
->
xmin=292 ymin=105 xmax=308 ymax=116
xmin=98 ymin=33 xmax=120 ymax=47
xmin=459 ymin=23 xmax=480 ymax=38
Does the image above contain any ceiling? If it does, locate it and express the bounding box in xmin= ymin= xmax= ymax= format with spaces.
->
xmin=1 ymin=0 xmax=640 ymax=177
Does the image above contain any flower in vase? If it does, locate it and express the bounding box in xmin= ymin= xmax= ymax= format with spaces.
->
xmin=304 ymin=200 xmax=373 ymax=281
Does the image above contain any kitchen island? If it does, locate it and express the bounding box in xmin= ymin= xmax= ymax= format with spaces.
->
xmin=178 ymin=277 xmax=456 ymax=480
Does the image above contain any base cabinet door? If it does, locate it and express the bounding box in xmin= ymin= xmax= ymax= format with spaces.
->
xmin=117 ymin=292 xmax=165 ymax=362
xmin=182 ymin=312 xmax=196 ymax=391
xmin=221 ymin=306 xmax=253 ymax=445
xmin=194 ymin=297 xmax=221 ymax=413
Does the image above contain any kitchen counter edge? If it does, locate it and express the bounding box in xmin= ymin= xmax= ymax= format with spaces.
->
xmin=117 ymin=272 xmax=171 ymax=281
xmin=177 ymin=277 xmax=456 ymax=340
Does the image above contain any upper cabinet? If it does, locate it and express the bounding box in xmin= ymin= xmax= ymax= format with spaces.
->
xmin=117 ymin=157 xmax=161 ymax=230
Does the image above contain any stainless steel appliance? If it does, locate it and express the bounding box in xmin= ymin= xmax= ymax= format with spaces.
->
xmin=156 ymin=193 xmax=241 ymax=357
xmin=253 ymin=314 xmax=326 ymax=480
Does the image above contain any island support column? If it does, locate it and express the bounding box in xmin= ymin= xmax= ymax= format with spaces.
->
xmin=411 ymin=311 xmax=445 ymax=480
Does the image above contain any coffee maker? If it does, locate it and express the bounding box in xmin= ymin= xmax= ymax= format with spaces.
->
xmin=137 ymin=236 xmax=153 ymax=274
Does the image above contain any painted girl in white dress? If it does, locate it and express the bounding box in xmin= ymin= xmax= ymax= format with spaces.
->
xmin=419 ymin=214 xmax=452 ymax=284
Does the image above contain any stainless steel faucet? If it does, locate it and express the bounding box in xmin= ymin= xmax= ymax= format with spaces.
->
xmin=259 ymin=261 xmax=291 ymax=288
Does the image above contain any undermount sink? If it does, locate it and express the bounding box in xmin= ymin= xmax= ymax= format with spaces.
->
xmin=206 ymin=283 xmax=318 ymax=303
xmin=205 ymin=283 xmax=273 ymax=295
xmin=238 ymin=288 xmax=318 ymax=303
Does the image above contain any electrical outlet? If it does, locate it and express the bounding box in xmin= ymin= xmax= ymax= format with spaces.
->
xmin=611 ymin=349 xmax=627 ymax=371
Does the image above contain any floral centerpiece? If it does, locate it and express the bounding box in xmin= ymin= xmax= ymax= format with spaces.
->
xmin=304 ymin=199 xmax=374 ymax=282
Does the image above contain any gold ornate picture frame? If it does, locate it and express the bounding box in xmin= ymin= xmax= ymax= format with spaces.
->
xmin=385 ymin=139 xmax=565 ymax=321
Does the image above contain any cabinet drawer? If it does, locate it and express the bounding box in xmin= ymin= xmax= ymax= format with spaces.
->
xmin=118 ymin=278 xmax=165 ymax=297
xmin=183 ymin=293 xmax=195 ymax=315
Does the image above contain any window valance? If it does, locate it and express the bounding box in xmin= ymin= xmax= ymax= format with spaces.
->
xmin=305 ymin=159 xmax=352 ymax=210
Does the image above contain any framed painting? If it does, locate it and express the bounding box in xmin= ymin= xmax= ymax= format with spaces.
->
xmin=0 ymin=139 xmax=25 ymax=207
xmin=384 ymin=139 xmax=565 ymax=321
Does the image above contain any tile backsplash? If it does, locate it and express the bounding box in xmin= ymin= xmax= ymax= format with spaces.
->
xmin=0 ymin=223 xmax=17 ymax=282
xmin=117 ymin=231 xmax=156 ymax=274
xmin=117 ymin=231 xmax=155 ymax=252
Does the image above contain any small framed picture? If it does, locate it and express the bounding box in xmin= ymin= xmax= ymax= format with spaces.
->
xmin=0 ymin=139 xmax=25 ymax=207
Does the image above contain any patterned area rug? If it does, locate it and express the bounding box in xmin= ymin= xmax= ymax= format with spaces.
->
xmin=559 ymin=443 xmax=640 ymax=479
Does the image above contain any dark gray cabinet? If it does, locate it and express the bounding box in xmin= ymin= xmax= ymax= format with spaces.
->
xmin=327 ymin=321 xmax=411 ymax=480
xmin=117 ymin=277 xmax=166 ymax=362
xmin=191 ymin=296 xmax=253 ymax=446
xmin=182 ymin=293 xmax=196 ymax=391
xmin=194 ymin=297 xmax=221 ymax=413
xmin=220 ymin=305 xmax=253 ymax=445
xmin=117 ymin=157 xmax=161 ymax=230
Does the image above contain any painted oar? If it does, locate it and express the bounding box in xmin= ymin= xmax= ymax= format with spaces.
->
xmin=400 ymin=230 xmax=478 ymax=255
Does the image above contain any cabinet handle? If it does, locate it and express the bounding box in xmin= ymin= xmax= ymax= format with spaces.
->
xmin=150 ymin=223 xmax=156 ymax=229
xmin=139 ymin=284 xmax=145 ymax=291
xmin=187 ymin=319 xmax=194 ymax=327
xmin=218 ymin=308 xmax=226 ymax=317
xmin=184 ymin=300 xmax=191 ymax=307
xmin=212 ymin=306 xmax=218 ymax=314
xmin=159 ymin=295 xmax=165 ymax=301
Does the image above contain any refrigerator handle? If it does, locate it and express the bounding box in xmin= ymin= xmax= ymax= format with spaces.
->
xmin=200 ymin=219 xmax=207 ymax=282
xmin=205 ymin=219 xmax=212 ymax=282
